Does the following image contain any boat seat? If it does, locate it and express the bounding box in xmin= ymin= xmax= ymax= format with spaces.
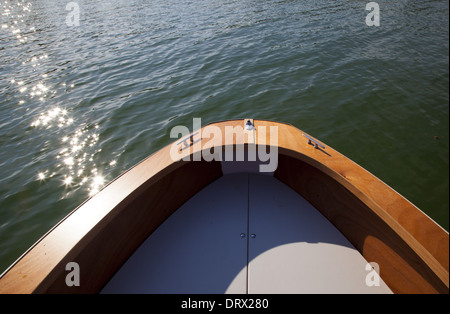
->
xmin=101 ymin=173 xmax=392 ymax=294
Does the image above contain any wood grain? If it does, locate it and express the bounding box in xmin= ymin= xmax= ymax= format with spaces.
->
xmin=0 ymin=119 xmax=447 ymax=294
xmin=274 ymin=153 xmax=448 ymax=293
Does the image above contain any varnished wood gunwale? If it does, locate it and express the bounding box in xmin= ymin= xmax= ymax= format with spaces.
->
xmin=274 ymin=151 xmax=448 ymax=293
xmin=256 ymin=120 xmax=448 ymax=288
xmin=0 ymin=119 xmax=448 ymax=293
xmin=0 ymin=143 xmax=223 ymax=293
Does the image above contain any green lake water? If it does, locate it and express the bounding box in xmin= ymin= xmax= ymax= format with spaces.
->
xmin=0 ymin=0 xmax=448 ymax=274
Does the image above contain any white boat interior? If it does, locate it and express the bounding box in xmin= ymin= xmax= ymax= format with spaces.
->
xmin=102 ymin=171 xmax=392 ymax=294
xmin=2 ymin=119 xmax=445 ymax=294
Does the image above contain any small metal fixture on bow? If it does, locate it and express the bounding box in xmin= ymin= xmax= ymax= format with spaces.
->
xmin=302 ymin=134 xmax=325 ymax=150
xmin=245 ymin=119 xmax=255 ymax=131
xmin=178 ymin=131 xmax=200 ymax=151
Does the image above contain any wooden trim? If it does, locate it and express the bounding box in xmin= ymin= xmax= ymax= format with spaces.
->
xmin=207 ymin=119 xmax=449 ymax=293
xmin=0 ymin=119 xmax=448 ymax=293
xmin=251 ymin=120 xmax=449 ymax=293
xmin=274 ymin=153 xmax=447 ymax=293
xmin=0 ymin=145 xmax=222 ymax=293
xmin=39 ymin=160 xmax=223 ymax=293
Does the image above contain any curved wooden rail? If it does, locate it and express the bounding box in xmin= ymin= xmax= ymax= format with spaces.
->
xmin=0 ymin=119 xmax=448 ymax=293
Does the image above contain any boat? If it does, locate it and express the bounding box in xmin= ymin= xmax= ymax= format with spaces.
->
xmin=0 ymin=119 xmax=448 ymax=294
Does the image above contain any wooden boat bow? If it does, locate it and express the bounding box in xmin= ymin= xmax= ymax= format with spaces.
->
xmin=0 ymin=119 xmax=448 ymax=294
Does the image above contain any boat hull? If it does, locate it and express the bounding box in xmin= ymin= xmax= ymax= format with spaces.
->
xmin=0 ymin=119 xmax=448 ymax=294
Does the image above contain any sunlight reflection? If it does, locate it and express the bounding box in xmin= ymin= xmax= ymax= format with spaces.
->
xmin=54 ymin=122 xmax=105 ymax=194
xmin=4 ymin=0 xmax=114 ymax=200
xmin=89 ymin=175 xmax=105 ymax=196
xmin=30 ymin=104 xmax=111 ymax=197
xmin=37 ymin=171 xmax=46 ymax=181
xmin=31 ymin=107 xmax=70 ymax=128
xmin=2 ymin=0 xmax=33 ymax=43
xmin=63 ymin=175 xmax=73 ymax=187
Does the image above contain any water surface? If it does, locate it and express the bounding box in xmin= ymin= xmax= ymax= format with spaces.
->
xmin=0 ymin=0 xmax=448 ymax=274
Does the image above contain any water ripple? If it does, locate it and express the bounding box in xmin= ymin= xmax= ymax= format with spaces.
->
xmin=0 ymin=0 xmax=448 ymax=274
